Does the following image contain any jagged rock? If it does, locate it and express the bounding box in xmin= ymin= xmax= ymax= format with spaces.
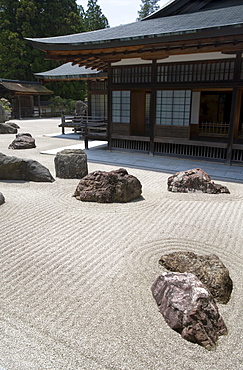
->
xmin=54 ymin=149 xmax=88 ymax=179
xmin=0 ymin=152 xmax=55 ymax=182
xmin=151 ymin=272 xmax=227 ymax=350
xmin=8 ymin=133 xmax=36 ymax=149
xmin=0 ymin=122 xmax=17 ymax=134
xmin=0 ymin=192 xmax=5 ymax=205
xmin=159 ymin=252 xmax=233 ymax=304
xmin=168 ymin=168 xmax=230 ymax=194
xmin=74 ymin=168 xmax=142 ymax=203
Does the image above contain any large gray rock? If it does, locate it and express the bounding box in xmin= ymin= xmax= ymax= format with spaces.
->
xmin=74 ymin=168 xmax=142 ymax=203
xmin=54 ymin=149 xmax=88 ymax=179
xmin=168 ymin=168 xmax=230 ymax=194
xmin=0 ymin=152 xmax=55 ymax=182
xmin=0 ymin=192 xmax=5 ymax=205
xmin=151 ymin=272 xmax=227 ymax=350
xmin=8 ymin=133 xmax=36 ymax=149
xmin=159 ymin=252 xmax=233 ymax=304
xmin=0 ymin=122 xmax=17 ymax=134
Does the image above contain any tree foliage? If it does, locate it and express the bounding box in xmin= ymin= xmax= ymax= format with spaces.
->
xmin=137 ymin=0 xmax=160 ymax=20
xmin=0 ymin=0 xmax=109 ymax=100
xmin=84 ymin=0 xmax=109 ymax=31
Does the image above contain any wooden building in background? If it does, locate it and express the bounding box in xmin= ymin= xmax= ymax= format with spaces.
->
xmin=27 ymin=0 xmax=243 ymax=164
xmin=0 ymin=79 xmax=53 ymax=118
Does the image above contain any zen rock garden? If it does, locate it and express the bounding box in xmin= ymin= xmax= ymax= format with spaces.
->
xmin=152 ymin=251 xmax=233 ymax=350
xmin=168 ymin=168 xmax=230 ymax=194
xmin=0 ymin=141 xmax=234 ymax=350
xmin=73 ymin=168 xmax=142 ymax=203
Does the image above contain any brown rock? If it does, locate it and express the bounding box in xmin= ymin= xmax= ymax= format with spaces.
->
xmin=168 ymin=168 xmax=230 ymax=193
xmin=74 ymin=168 xmax=142 ymax=203
xmin=151 ymin=272 xmax=227 ymax=350
xmin=8 ymin=133 xmax=36 ymax=149
xmin=159 ymin=252 xmax=233 ymax=304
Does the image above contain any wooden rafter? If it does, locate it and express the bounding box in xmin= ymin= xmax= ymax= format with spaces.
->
xmin=43 ymin=34 xmax=243 ymax=71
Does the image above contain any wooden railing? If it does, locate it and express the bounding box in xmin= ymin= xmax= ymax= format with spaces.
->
xmin=199 ymin=122 xmax=229 ymax=136
xmin=59 ymin=114 xmax=108 ymax=148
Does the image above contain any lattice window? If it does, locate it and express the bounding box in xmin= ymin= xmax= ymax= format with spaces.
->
xmin=157 ymin=60 xmax=235 ymax=83
xmin=112 ymin=91 xmax=130 ymax=123
xmin=91 ymin=94 xmax=107 ymax=118
xmin=112 ymin=65 xmax=152 ymax=84
xmin=156 ymin=90 xmax=191 ymax=126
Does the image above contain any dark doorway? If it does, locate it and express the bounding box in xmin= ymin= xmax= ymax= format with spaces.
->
xmin=130 ymin=90 xmax=150 ymax=136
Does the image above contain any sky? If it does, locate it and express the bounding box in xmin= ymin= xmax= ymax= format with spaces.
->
xmin=76 ymin=0 xmax=170 ymax=27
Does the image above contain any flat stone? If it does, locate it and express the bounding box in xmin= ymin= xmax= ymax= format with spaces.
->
xmin=74 ymin=168 xmax=142 ymax=203
xmin=159 ymin=252 xmax=233 ymax=304
xmin=0 ymin=152 xmax=55 ymax=182
xmin=168 ymin=168 xmax=230 ymax=194
xmin=151 ymin=272 xmax=227 ymax=350
xmin=54 ymin=149 xmax=88 ymax=179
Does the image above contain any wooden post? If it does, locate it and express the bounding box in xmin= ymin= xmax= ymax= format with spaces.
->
xmin=107 ymin=63 xmax=112 ymax=151
xmin=37 ymin=95 xmax=41 ymax=117
xmin=17 ymin=95 xmax=21 ymax=119
xmin=149 ymin=60 xmax=157 ymax=155
xmin=226 ymin=53 xmax=242 ymax=164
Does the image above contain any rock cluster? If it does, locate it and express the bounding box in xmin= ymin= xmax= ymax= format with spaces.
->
xmin=168 ymin=168 xmax=230 ymax=193
xmin=8 ymin=133 xmax=36 ymax=149
xmin=54 ymin=149 xmax=88 ymax=179
xmin=151 ymin=272 xmax=227 ymax=350
xmin=159 ymin=251 xmax=233 ymax=304
xmin=74 ymin=168 xmax=142 ymax=203
xmin=0 ymin=152 xmax=54 ymax=182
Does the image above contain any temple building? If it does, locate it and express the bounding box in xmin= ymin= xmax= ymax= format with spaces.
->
xmin=27 ymin=0 xmax=243 ymax=164
xmin=0 ymin=79 xmax=52 ymax=118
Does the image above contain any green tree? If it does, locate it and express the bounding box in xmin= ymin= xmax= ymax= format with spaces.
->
xmin=0 ymin=0 xmax=109 ymax=100
xmin=84 ymin=0 xmax=109 ymax=31
xmin=137 ymin=0 xmax=159 ymax=20
xmin=0 ymin=0 xmax=85 ymax=80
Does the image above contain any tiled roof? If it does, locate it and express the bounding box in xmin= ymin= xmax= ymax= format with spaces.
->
xmin=27 ymin=5 xmax=243 ymax=49
xmin=34 ymin=63 xmax=106 ymax=80
xmin=0 ymin=79 xmax=53 ymax=94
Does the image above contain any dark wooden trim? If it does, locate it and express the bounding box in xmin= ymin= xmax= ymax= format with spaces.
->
xmin=107 ymin=63 xmax=112 ymax=150
xmin=226 ymin=53 xmax=242 ymax=163
xmin=150 ymin=60 xmax=157 ymax=154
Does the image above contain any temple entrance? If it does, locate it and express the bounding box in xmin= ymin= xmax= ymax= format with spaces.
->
xmin=199 ymin=91 xmax=232 ymax=137
xmin=130 ymin=90 xmax=150 ymax=136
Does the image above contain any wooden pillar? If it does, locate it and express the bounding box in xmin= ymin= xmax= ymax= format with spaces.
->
xmin=87 ymin=81 xmax=91 ymax=116
xmin=17 ymin=95 xmax=21 ymax=119
xmin=107 ymin=63 xmax=112 ymax=151
xmin=149 ymin=60 xmax=157 ymax=155
xmin=38 ymin=95 xmax=41 ymax=117
xmin=226 ymin=53 xmax=242 ymax=164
